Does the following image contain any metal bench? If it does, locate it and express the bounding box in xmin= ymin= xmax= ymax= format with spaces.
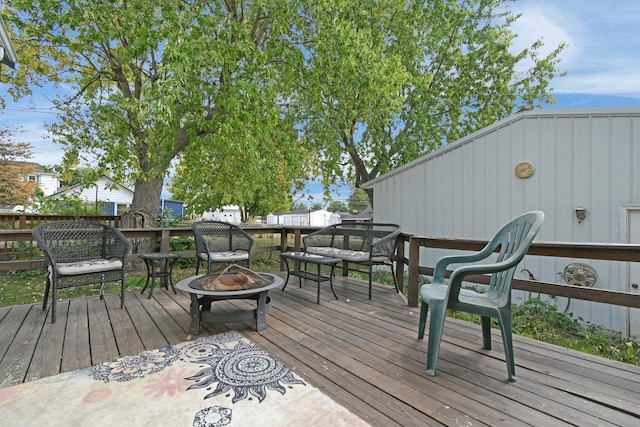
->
xmin=303 ymin=222 xmax=401 ymax=299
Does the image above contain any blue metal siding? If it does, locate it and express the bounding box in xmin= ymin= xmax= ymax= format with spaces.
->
xmin=158 ymin=200 xmax=185 ymax=218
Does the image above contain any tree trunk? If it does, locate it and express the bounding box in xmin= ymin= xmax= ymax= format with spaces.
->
xmin=120 ymin=177 xmax=163 ymax=255
xmin=129 ymin=176 xmax=163 ymax=225
xmin=362 ymin=186 xmax=374 ymax=207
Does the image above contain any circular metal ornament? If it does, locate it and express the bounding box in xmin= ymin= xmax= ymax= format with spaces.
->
xmin=562 ymin=262 xmax=597 ymax=287
xmin=514 ymin=161 xmax=535 ymax=179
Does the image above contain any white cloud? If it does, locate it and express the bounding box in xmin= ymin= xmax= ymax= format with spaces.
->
xmin=11 ymin=119 xmax=62 ymax=166
xmin=510 ymin=0 xmax=640 ymax=97
xmin=509 ymin=2 xmax=576 ymax=62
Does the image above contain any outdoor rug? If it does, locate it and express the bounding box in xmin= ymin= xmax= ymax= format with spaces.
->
xmin=0 ymin=332 xmax=370 ymax=426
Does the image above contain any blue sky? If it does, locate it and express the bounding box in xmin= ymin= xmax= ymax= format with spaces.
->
xmin=2 ymin=0 xmax=640 ymax=202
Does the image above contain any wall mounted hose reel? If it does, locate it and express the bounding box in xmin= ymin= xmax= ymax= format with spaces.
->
xmin=561 ymin=262 xmax=597 ymax=313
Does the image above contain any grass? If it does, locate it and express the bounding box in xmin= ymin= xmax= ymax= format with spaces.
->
xmin=446 ymin=296 xmax=640 ymax=366
xmin=0 ymin=253 xmax=281 ymax=308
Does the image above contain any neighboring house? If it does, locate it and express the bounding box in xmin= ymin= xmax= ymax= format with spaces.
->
xmin=159 ymin=199 xmax=186 ymax=220
xmin=362 ymin=107 xmax=640 ymax=337
xmin=202 ymin=205 xmax=242 ymax=224
xmin=47 ymin=175 xmax=186 ymax=218
xmin=6 ymin=162 xmax=60 ymax=197
xmin=26 ymin=169 xmax=60 ymax=197
xmin=0 ymin=204 xmax=25 ymax=213
xmin=340 ymin=207 xmax=373 ymax=223
xmin=267 ymin=209 xmax=333 ymax=227
xmin=49 ymin=175 xmax=134 ymax=215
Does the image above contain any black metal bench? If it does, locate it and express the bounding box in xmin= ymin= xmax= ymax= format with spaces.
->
xmin=303 ymin=222 xmax=401 ymax=299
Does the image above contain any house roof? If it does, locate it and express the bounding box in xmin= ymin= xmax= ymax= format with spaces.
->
xmin=273 ymin=209 xmax=327 ymax=215
xmin=50 ymin=175 xmax=133 ymax=198
xmin=6 ymin=161 xmax=55 ymax=174
xmin=338 ymin=207 xmax=373 ymax=220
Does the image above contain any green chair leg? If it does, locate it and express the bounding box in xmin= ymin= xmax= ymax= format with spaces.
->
xmin=418 ymin=303 xmax=428 ymax=339
xmin=481 ymin=316 xmax=492 ymax=350
xmin=425 ymin=302 xmax=448 ymax=377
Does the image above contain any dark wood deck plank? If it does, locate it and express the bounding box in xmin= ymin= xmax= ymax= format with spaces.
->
xmin=0 ymin=305 xmax=30 ymax=366
xmin=440 ymin=319 xmax=640 ymax=422
xmin=0 ymin=305 xmax=45 ymax=387
xmin=1 ymin=274 xmax=639 ymax=426
xmin=25 ymin=303 xmax=66 ymax=382
xmin=146 ymin=290 xmax=197 ymax=340
xmin=122 ymin=291 xmax=169 ymax=351
xmin=103 ymin=294 xmax=144 ymax=359
xmin=265 ymin=285 xmax=573 ymax=426
xmin=61 ymin=299 xmax=92 ymax=372
xmin=87 ymin=294 xmax=119 ymax=364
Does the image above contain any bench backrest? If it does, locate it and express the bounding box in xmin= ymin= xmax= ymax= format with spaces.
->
xmin=304 ymin=223 xmax=400 ymax=255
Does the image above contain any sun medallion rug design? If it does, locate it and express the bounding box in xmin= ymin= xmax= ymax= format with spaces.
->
xmin=0 ymin=332 xmax=370 ymax=426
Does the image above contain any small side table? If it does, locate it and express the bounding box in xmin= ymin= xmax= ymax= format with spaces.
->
xmin=280 ymin=252 xmax=341 ymax=304
xmin=138 ymin=252 xmax=181 ymax=298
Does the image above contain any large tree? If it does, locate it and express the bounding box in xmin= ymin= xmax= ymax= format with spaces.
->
xmin=4 ymin=0 xmax=565 ymax=215
xmin=6 ymin=0 xmax=309 ymax=224
xmin=0 ymin=127 xmax=37 ymax=206
xmin=294 ymin=0 xmax=565 ymax=204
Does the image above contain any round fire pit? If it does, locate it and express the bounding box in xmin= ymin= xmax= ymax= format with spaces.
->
xmin=175 ymin=273 xmax=283 ymax=336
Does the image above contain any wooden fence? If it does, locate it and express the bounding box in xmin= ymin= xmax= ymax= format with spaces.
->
xmin=0 ymin=213 xmax=120 ymax=230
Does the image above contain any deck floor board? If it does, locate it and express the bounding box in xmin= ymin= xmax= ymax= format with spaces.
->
xmin=1 ymin=273 xmax=639 ymax=426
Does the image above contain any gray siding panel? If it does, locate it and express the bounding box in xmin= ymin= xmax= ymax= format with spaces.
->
xmin=367 ymin=107 xmax=640 ymax=333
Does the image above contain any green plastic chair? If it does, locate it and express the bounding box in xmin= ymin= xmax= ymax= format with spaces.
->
xmin=417 ymin=211 xmax=544 ymax=382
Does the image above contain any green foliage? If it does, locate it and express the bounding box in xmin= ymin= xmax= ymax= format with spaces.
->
xmin=328 ymin=201 xmax=348 ymax=213
xmin=169 ymin=236 xmax=196 ymax=268
xmin=449 ymin=297 xmax=640 ymax=365
xmin=511 ymin=298 xmax=640 ymax=364
xmin=0 ymin=126 xmax=38 ymax=205
xmin=294 ymin=0 xmax=565 ymax=203
xmin=32 ymin=187 xmax=97 ymax=215
xmin=7 ymin=1 xmax=311 ymax=219
xmin=348 ymin=188 xmax=370 ymax=214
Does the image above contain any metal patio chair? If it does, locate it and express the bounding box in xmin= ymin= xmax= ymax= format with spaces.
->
xmin=192 ymin=220 xmax=254 ymax=274
xmin=32 ymin=220 xmax=131 ymax=323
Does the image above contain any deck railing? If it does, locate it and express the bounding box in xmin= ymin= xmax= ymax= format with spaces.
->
xmin=2 ymin=225 xmax=640 ymax=312
xmin=0 ymin=225 xmax=315 ymax=271
xmin=398 ymin=234 xmax=640 ymax=310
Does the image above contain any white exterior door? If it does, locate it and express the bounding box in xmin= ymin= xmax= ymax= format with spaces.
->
xmin=627 ymin=208 xmax=640 ymax=338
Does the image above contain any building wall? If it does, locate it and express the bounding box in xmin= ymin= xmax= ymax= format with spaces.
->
xmin=202 ymin=206 xmax=242 ymax=223
xmin=268 ymin=209 xmax=332 ymax=227
xmin=364 ymin=107 xmax=640 ymax=334
xmin=159 ymin=199 xmax=185 ymax=219
xmin=35 ymin=173 xmax=59 ymax=196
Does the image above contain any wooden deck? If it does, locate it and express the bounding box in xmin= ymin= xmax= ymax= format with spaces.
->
xmin=1 ymin=273 xmax=639 ymax=426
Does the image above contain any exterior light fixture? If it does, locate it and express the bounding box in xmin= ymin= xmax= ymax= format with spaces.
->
xmin=575 ymin=207 xmax=586 ymax=224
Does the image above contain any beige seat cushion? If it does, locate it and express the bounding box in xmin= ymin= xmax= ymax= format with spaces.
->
xmin=305 ymin=247 xmax=370 ymax=262
xmin=54 ymin=259 xmax=123 ymax=275
xmin=199 ymin=251 xmax=249 ymax=262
